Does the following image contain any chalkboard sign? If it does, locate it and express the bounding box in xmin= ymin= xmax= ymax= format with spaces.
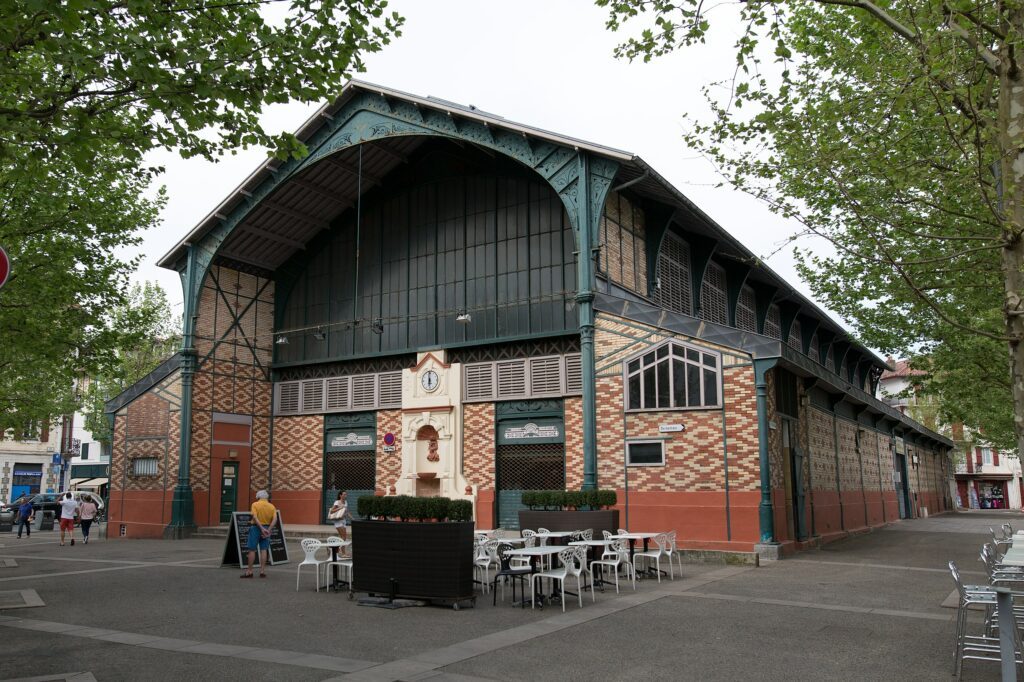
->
xmin=221 ymin=511 xmax=289 ymax=567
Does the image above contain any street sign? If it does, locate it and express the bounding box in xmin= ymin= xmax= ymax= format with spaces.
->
xmin=0 ymin=245 xmax=8 ymax=290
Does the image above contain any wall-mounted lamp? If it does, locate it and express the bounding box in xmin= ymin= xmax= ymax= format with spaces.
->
xmin=370 ymin=318 xmax=384 ymax=335
xmin=275 ymin=335 xmax=289 ymax=345
xmin=313 ymin=327 xmax=326 ymax=341
xmin=455 ymin=309 xmax=472 ymax=324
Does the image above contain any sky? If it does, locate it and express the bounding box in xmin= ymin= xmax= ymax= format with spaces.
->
xmin=135 ymin=0 xmax=822 ymax=320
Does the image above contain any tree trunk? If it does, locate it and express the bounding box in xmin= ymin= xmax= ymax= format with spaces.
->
xmin=998 ymin=51 xmax=1024 ymax=460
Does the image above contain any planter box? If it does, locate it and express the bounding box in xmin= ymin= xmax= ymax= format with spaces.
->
xmin=518 ymin=510 xmax=620 ymax=537
xmin=352 ymin=520 xmax=475 ymax=604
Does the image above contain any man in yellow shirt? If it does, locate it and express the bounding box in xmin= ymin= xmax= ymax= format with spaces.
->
xmin=242 ymin=490 xmax=277 ymax=579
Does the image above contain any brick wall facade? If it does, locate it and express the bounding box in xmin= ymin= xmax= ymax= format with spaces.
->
xmin=375 ymin=409 xmax=403 ymax=494
xmin=463 ymin=403 xmax=495 ymax=491
xmin=564 ymin=397 xmax=584 ymax=490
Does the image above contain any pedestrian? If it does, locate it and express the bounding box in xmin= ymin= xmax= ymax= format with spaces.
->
xmin=241 ymin=490 xmax=277 ymax=579
xmin=58 ymin=492 xmax=79 ymax=546
xmin=328 ymin=491 xmax=350 ymax=552
xmin=79 ymin=495 xmax=99 ymax=544
xmin=15 ymin=497 xmax=34 ymax=539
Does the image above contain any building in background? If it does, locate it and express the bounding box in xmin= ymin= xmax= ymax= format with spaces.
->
xmin=66 ymin=378 xmax=110 ymax=500
xmin=105 ymin=82 xmax=953 ymax=557
xmin=1 ymin=420 xmax=62 ymax=503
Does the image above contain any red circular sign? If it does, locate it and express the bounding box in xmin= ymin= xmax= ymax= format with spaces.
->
xmin=383 ymin=432 xmax=396 ymax=446
xmin=0 ymin=246 xmax=8 ymax=290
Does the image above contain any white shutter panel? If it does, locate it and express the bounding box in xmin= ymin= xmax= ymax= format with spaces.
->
xmin=301 ymin=379 xmax=324 ymax=413
xmin=529 ymin=356 xmax=563 ymax=395
xmin=325 ymin=377 xmax=350 ymax=411
xmin=276 ymin=382 xmax=299 ymax=415
xmin=496 ymin=360 xmax=527 ymax=399
xmin=378 ymin=372 xmax=403 ymax=407
xmin=564 ymin=354 xmax=582 ymax=394
xmin=464 ymin=363 xmax=495 ymax=401
xmin=351 ymin=374 xmax=377 ymax=409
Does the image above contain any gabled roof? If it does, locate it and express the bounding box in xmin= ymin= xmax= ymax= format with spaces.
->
xmin=880 ymin=358 xmax=926 ymax=380
xmin=157 ymin=80 xmax=888 ymax=371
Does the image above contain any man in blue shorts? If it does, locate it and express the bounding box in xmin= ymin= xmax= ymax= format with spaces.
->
xmin=242 ymin=490 xmax=277 ymax=579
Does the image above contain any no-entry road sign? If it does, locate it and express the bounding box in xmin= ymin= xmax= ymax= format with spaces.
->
xmin=0 ymin=246 xmax=8 ymax=290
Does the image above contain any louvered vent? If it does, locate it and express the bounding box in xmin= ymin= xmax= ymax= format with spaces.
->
xmin=564 ymin=354 xmax=582 ymax=394
xmin=764 ymin=304 xmax=782 ymax=339
xmin=277 ymin=382 xmax=300 ymax=414
xmin=351 ymin=375 xmax=377 ymax=409
xmin=496 ymin=360 xmax=527 ymax=398
xmin=654 ymin=232 xmax=692 ymax=315
xmin=699 ymin=261 xmax=728 ymax=325
xmin=378 ymin=372 xmax=403 ymax=407
xmin=325 ymin=377 xmax=350 ymax=410
xmin=530 ymin=356 xmax=563 ymax=395
xmin=736 ymin=285 xmax=757 ymax=332
xmin=826 ymin=345 xmax=835 ymax=371
xmin=808 ymin=332 xmax=819 ymax=363
xmin=464 ymin=363 xmax=495 ymax=401
xmin=301 ymin=380 xmax=324 ymax=412
xmin=788 ymin=320 xmax=803 ymax=352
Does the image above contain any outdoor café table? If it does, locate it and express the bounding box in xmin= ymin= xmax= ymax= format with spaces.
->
xmin=329 ymin=540 xmax=352 ymax=591
xmin=505 ymin=545 xmax=565 ymax=606
xmin=569 ymin=539 xmax=614 ymax=590
xmin=534 ymin=531 xmax=575 ymax=546
xmin=610 ymin=532 xmax=662 ymax=577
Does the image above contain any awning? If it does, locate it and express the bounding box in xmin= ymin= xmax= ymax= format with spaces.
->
xmin=955 ymin=473 xmax=1014 ymax=480
xmin=68 ymin=478 xmax=92 ymax=485
xmin=70 ymin=478 xmax=109 ymax=488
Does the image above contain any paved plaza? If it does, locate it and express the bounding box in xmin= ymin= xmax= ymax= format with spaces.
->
xmin=0 ymin=511 xmax=1014 ymax=681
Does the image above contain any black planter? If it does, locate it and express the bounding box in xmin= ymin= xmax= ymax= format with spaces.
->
xmin=352 ymin=520 xmax=475 ymax=604
xmin=518 ymin=510 xmax=620 ymax=538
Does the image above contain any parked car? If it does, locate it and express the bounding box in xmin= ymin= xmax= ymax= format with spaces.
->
xmin=1 ymin=491 xmax=104 ymax=519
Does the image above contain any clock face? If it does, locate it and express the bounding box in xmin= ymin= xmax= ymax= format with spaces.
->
xmin=421 ymin=369 xmax=440 ymax=392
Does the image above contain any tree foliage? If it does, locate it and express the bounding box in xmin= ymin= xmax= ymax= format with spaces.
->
xmin=598 ymin=0 xmax=1020 ymax=449
xmin=0 ymin=1 xmax=403 ymax=429
xmin=82 ymin=282 xmax=181 ymax=445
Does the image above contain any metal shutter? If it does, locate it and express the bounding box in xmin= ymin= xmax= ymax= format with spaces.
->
xmin=736 ymin=285 xmax=757 ymax=332
xmin=351 ymin=375 xmax=377 ymax=409
xmin=788 ymin=319 xmax=803 ymax=351
xmin=378 ymin=372 xmax=403 ymax=407
xmin=496 ymin=359 xmax=527 ymax=399
xmin=276 ymin=382 xmax=300 ymax=415
xmin=564 ymin=354 xmax=582 ymax=394
xmin=764 ymin=304 xmax=781 ymax=339
xmin=654 ymin=232 xmax=692 ymax=315
xmin=699 ymin=261 xmax=728 ymax=325
xmin=325 ymin=377 xmax=350 ymax=411
xmin=464 ymin=363 xmax=495 ymax=401
xmin=529 ymin=356 xmax=563 ymax=395
xmin=301 ymin=379 xmax=325 ymax=413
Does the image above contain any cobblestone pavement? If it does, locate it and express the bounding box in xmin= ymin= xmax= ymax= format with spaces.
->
xmin=0 ymin=511 xmax=1013 ymax=681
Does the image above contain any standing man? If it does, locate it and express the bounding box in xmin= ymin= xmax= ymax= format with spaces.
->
xmin=241 ymin=490 xmax=277 ymax=579
xmin=58 ymin=492 xmax=79 ymax=546
xmin=15 ymin=497 xmax=34 ymax=539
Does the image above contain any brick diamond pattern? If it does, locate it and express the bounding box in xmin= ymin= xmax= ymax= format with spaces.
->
xmin=190 ymin=410 xmax=212 ymax=492
xmin=125 ymin=438 xmax=168 ymax=492
xmin=250 ymin=416 xmax=270 ymax=491
xmin=723 ymin=365 xmax=759 ymax=493
xmin=109 ymin=415 xmax=127 ymax=493
xmin=564 ymin=397 xmax=584 ymax=490
xmin=376 ymin=410 xmax=403 ymax=494
xmin=809 ymin=407 xmax=837 ymax=492
xmin=837 ymin=420 xmax=860 ymax=491
xmin=272 ymin=415 xmax=323 ymax=491
xmin=463 ymin=403 xmax=495 ymax=491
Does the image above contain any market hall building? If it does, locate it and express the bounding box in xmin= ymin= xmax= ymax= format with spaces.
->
xmin=105 ymin=82 xmax=953 ymax=557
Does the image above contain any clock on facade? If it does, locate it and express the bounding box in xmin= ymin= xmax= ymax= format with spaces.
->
xmin=421 ymin=369 xmax=440 ymax=392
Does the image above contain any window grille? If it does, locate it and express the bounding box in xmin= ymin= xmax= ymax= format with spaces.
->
xmin=825 ymin=345 xmax=835 ymax=371
xmin=132 ymin=458 xmax=158 ymax=476
xmin=277 ymin=383 xmax=300 ymax=414
xmin=788 ymin=319 xmax=803 ymax=352
xmin=378 ymin=372 xmax=403 ymax=407
xmin=808 ymin=332 xmax=819 ymax=363
xmin=496 ymin=442 xmax=566 ymax=529
xmin=351 ymin=375 xmax=377 ymax=409
xmin=323 ymin=451 xmax=376 ymax=522
xmin=625 ymin=340 xmax=721 ymax=411
xmin=599 ymin=191 xmax=647 ymax=294
xmin=653 ymin=232 xmax=692 ymax=315
xmin=275 ymin=370 xmax=401 ymax=415
xmin=736 ymin=285 xmax=757 ymax=332
xmin=326 ymin=377 xmax=350 ymax=411
xmin=301 ymin=380 xmax=325 ymax=413
xmin=764 ymin=304 xmax=781 ymax=339
xmin=463 ymin=353 xmax=582 ymax=402
xmin=699 ymin=261 xmax=728 ymax=325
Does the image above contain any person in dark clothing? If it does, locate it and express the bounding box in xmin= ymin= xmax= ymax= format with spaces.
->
xmin=15 ymin=499 xmax=34 ymax=538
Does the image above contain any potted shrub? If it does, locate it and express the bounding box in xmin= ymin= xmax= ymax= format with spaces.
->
xmin=352 ymin=495 xmax=475 ymax=607
xmin=518 ymin=489 xmax=619 ymax=536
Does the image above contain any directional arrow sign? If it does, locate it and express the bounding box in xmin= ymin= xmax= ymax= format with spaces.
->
xmin=0 ymin=246 xmax=8 ymax=290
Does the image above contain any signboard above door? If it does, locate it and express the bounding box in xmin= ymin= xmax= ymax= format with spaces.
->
xmin=326 ymin=428 xmax=376 ymax=452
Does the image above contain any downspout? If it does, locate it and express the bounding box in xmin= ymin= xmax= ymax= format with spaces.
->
xmin=754 ymin=358 xmax=777 ymax=544
xmin=168 ymin=245 xmax=198 ymax=538
xmin=577 ymin=152 xmax=598 ymax=491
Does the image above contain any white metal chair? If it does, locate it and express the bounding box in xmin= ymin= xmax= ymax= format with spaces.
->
xmin=666 ymin=530 xmax=682 ymax=575
xmin=589 ymin=539 xmax=636 ymax=596
xmin=949 ymin=560 xmax=1024 ymax=678
xmin=634 ymin=533 xmax=672 ymax=582
xmin=296 ymin=538 xmax=330 ymax=592
xmin=474 ymin=539 xmax=499 ymax=592
xmin=532 ymin=546 xmax=589 ymax=612
xmin=536 ymin=527 xmax=551 ymax=546
xmin=512 ymin=530 xmax=538 ymax=570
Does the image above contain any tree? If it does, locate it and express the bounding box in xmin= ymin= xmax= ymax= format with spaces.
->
xmin=597 ymin=1 xmax=1024 ymax=452
xmin=0 ymin=1 xmax=403 ymax=427
xmin=82 ymin=282 xmax=181 ymax=446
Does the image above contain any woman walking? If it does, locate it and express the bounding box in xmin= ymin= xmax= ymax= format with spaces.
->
xmin=328 ymin=491 xmax=350 ymax=556
xmin=79 ymin=495 xmax=99 ymax=544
